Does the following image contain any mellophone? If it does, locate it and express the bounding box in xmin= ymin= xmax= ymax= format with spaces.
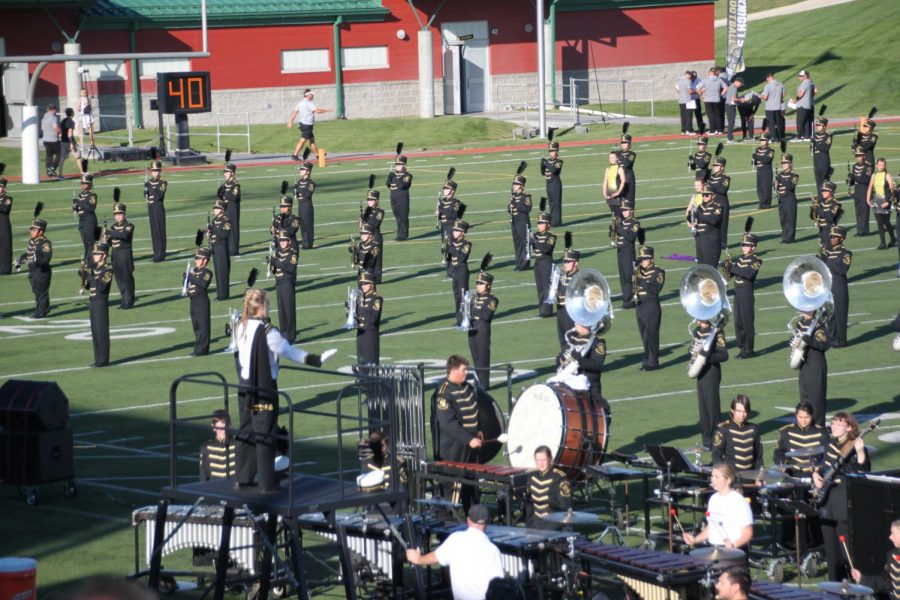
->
xmin=574 ymin=540 xmax=713 ymax=600
xmin=132 ymin=504 xmax=260 ymax=575
xmin=429 ymin=522 xmax=574 ymax=582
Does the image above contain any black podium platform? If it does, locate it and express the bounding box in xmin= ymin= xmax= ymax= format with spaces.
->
xmin=163 ymin=474 xmax=406 ymax=517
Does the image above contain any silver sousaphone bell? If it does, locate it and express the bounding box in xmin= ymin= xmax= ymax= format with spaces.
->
xmin=680 ymin=264 xmax=731 ymax=378
xmin=564 ymin=268 xmax=614 ymax=333
xmin=783 ymin=256 xmax=833 ymax=369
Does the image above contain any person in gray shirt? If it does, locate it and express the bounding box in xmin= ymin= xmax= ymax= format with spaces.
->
xmin=792 ymin=70 xmax=816 ymax=141
xmin=760 ymin=73 xmax=785 ymax=143
xmin=676 ymin=71 xmax=695 ymax=134
xmin=724 ymin=78 xmax=744 ymax=142
xmin=698 ymin=68 xmax=725 ymax=134
xmin=40 ymin=104 xmax=61 ymax=179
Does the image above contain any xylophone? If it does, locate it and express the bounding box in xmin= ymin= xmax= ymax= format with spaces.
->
xmin=749 ymin=582 xmax=828 ymax=599
xmin=298 ymin=512 xmax=437 ymax=584
xmin=132 ymin=504 xmax=259 ymax=575
xmin=574 ymin=540 xmax=712 ymax=600
xmin=421 ymin=461 xmax=532 ymax=525
xmin=430 ymin=523 xmax=576 ymax=582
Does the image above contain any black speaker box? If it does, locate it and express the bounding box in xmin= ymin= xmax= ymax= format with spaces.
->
xmin=847 ymin=472 xmax=900 ymax=575
xmin=0 ymin=379 xmax=70 ymax=431
xmin=0 ymin=429 xmax=74 ymax=485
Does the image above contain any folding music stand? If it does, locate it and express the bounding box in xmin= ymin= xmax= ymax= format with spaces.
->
xmin=771 ymin=496 xmax=821 ymax=588
xmin=645 ymin=445 xmax=701 ymax=474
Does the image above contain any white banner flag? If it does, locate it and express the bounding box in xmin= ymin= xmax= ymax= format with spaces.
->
xmin=725 ymin=0 xmax=747 ymax=77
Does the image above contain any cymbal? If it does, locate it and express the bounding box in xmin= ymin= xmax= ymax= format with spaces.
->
xmin=818 ymin=581 xmax=874 ymax=596
xmin=689 ymin=546 xmax=746 ymax=562
xmin=683 ymin=445 xmax=707 ymax=454
xmin=785 ymin=445 xmax=825 ymax=458
xmin=739 ymin=468 xmax=787 ymax=483
xmin=415 ymin=497 xmax=460 ymax=510
xmin=540 ymin=510 xmax=599 ymax=525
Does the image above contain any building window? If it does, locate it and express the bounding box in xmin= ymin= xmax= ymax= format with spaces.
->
xmin=281 ymin=49 xmax=330 ymax=73
xmin=341 ymin=46 xmax=388 ymax=70
xmin=79 ymin=61 xmax=126 ymax=81
xmin=140 ymin=58 xmax=192 ymax=79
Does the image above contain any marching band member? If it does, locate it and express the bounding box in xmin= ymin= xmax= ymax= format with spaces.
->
xmin=793 ymin=308 xmax=830 ymax=427
xmin=811 ymin=116 xmax=833 ymax=193
xmin=602 ymin=149 xmax=625 ymax=217
xmin=271 ymin=194 xmax=301 ymax=250
xmin=774 ymin=152 xmax=799 ymax=244
xmin=867 ymin=158 xmax=897 ymax=249
xmin=361 ymin=190 xmax=385 ymax=282
xmin=526 ymin=446 xmax=572 ymax=530
xmin=74 ymin=174 xmax=98 ymax=264
xmin=752 ymin=133 xmax=775 ymax=209
xmin=557 ymin=321 xmax=608 ymax=416
xmin=542 ymin=141 xmax=564 ymax=226
xmin=21 ymin=216 xmax=52 ymax=319
xmin=447 ymin=218 xmax=472 ymax=326
xmin=218 ymin=157 xmax=241 ymax=256
xmin=105 ymin=202 xmax=135 ymax=310
xmin=727 ymin=232 xmax=762 ymax=358
xmin=814 ymin=182 xmax=841 ymax=251
xmin=199 ymin=410 xmax=236 ymax=481
xmin=352 ymin=224 xmax=380 ymax=280
xmin=0 ymin=176 xmax=10 ymax=275
xmin=822 ymin=225 xmax=852 ymax=347
xmin=186 ymin=248 xmax=213 ymax=356
xmin=814 ymin=412 xmax=871 ymax=581
xmin=851 ymin=519 xmax=900 ymax=597
xmin=233 ymin=289 xmax=326 ymax=492
xmin=468 ymin=259 xmax=497 ymax=389
xmin=271 ymin=230 xmax=299 ymax=344
xmin=355 ymin=270 xmax=382 ymax=366
xmin=689 ymin=136 xmax=711 ymax=182
xmin=509 ymin=173 xmax=532 ymax=271
xmin=774 ymin=401 xmax=828 ymax=474
xmin=712 ymin=395 xmax=762 ymax=472
xmin=145 ymin=160 xmax=168 ymax=262
xmin=848 ymin=149 xmax=872 ymax=237
xmin=635 ymin=246 xmax=665 ymax=371
xmin=89 ymin=242 xmax=112 ymax=368
xmin=531 ymin=207 xmax=556 ymax=317
xmin=208 ymin=201 xmax=231 ymax=301
xmin=294 ymin=159 xmax=316 ymax=249
xmin=616 ymin=199 xmax=640 ymax=309
xmin=707 ymin=157 xmax=731 ymax=249
xmin=694 ymin=185 xmax=724 ymax=267
xmin=556 ymin=234 xmax=580 ymax=350
xmin=683 ymin=463 xmax=753 ymax=551
xmin=437 ymin=178 xmax=461 ymax=271
xmin=387 ymin=153 xmax=413 ymax=241
xmin=618 ymin=133 xmax=637 ymax=205
xmin=693 ymin=318 xmax=728 ymax=450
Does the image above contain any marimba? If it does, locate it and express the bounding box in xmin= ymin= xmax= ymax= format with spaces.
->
xmin=421 ymin=461 xmax=531 ymax=525
xmin=574 ymin=540 xmax=712 ymax=600
xmin=749 ymin=582 xmax=828 ymax=599
xmin=132 ymin=504 xmax=259 ymax=575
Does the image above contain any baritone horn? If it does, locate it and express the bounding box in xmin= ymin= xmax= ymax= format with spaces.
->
xmin=680 ymin=264 xmax=731 ymax=378
xmin=783 ymin=256 xmax=833 ymax=369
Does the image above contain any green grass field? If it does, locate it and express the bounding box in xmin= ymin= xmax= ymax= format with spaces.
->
xmin=2 ymin=116 xmax=898 ymax=596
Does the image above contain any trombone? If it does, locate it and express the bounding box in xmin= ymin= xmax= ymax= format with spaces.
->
xmin=680 ymin=264 xmax=731 ymax=378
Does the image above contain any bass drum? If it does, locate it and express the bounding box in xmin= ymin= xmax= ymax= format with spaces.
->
xmin=475 ymin=387 xmax=505 ymax=464
xmin=506 ymin=383 xmax=608 ymax=479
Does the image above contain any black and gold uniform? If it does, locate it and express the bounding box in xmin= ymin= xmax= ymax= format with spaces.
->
xmin=353 ymin=226 xmax=380 ymax=281
xmin=752 ymin=135 xmax=776 ymax=208
xmin=858 ymin=549 xmax=900 ymax=600
xmin=542 ymin=142 xmax=564 ymax=226
xmin=145 ymin=161 xmax=167 ymax=262
xmin=811 ymin=118 xmax=833 ymax=193
xmin=817 ymin=430 xmax=871 ymax=581
xmin=774 ymin=420 xmax=828 ymax=475
xmin=616 ymin=200 xmax=640 ymax=308
xmin=694 ymin=186 xmax=724 ymax=267
xmin=728 ymin=234 xmax=763 ymax=357
xmin=293 ymin=160 xmax=316 ymax=249
xmin=468 ymin=269 xmax=498 ymax=388
xmin=23 ymin=219 xmax=52 ymax=318
xmin=387 ymin=155 xmax=413 ymax=240
xmin=707 ymin=158 xmax=731 ymax=249
xmin=187 ymin=248 xmax=213 ymax=356
xmin=432 ymin=374 xmax=480 ymax=507
xmin=852 ymin=120 xmax=878 ymax=165
xmin=531 ymin=214 xmax=557 ymax=317
xmin=361 ymin=190 xmax=385 ymax=280
xmin=74 ymin=175 xmax=98 ymax=263
xmin=355 ymin=270 xmax=382 ymax=366
xmin=795 ymin=315 xmax=829 ymax=426
xmin=271 ymin=232 xmax=299 ymax=344
xmin=822 ymin=226 xmax=852 ymax=347
xmin=509 ymin=174 xmax=532 ymax=271
xmin=689 ymin=139 xmax=712 ymax=182
xmin=557 ymin=326 xmax=609 ymax=413
xmin=199 ymin=413 xmax=236 ymax=480
xmin=635 ymin=247 xmax=665 ymax=371
xmin=89 ymin=242 xmax=113 ymax=367
xmin=271 ymin=196 xmax=301 ymax=249
xmin=692 ymin=321 xmax=728 ymax=448
xmin=712 ymin=417 xmax=762 ymax=471
xmin=447 ymin=220 xmax=472 ymax=325
xmin=526 ymin=468 xmax=572 ymax=530
xmin=0 ymin=179 xmax=13 ymax=275
xmin=359 ymin=432 xmax=407 ymax=492
xmin=217 ymin=162 xmax=241 ymax=256
xmin=556 ymin=245 xmax=580 ymax=351
xmin=814 ymin=182 xmax=842 ymax=250
xmin=437 ymin=181 xmax=462 ymax=258
xmin=208 ymin=202 xmax=231 ymax=301
xmin=848 ymin=151 xmax=872 ymax=236
xmin=618 ymin=135 xmax=637 ymax=204
xmin=775 ymin=156 xmax=800 ymax=243
xmin=105 ymin=203 xmax=135 ymax=309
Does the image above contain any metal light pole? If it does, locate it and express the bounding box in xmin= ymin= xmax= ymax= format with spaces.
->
xmin=536 ymin=0 xmax=546 ymax=138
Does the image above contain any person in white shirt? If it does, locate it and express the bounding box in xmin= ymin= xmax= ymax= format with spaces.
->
xmin=683 ymin=463 xmax=753 ymax=550
xmin=233 ymin=288 xmax=331 ymax=491
xmin=77 ymin=88 xmax=95 ymax=149
xmin=287 ymin=89 xmax=330 ymax=161
xmin=406 ymin=504 xmax=504 ymax=600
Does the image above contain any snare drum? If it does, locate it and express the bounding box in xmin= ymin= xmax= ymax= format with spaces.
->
xmin=507 ymin=383 xmax=608 ymax=479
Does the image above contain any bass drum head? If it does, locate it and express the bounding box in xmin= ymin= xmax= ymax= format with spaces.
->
xmin=476 ymin=387 xmax=505 ymax=464
xmin=506 ymin=384 xmax=564 ymax=470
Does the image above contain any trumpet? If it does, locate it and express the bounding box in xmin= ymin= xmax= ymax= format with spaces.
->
xmin=680 ymin=264 xmax=731 ymax=378
xmin=344 ymin=286 xmax=360 ymax=330
xmin=224 ymin=308 xmax=240 ymax=352
xmin=180 ymin=259 xmax=192 ymax=297
xmin=544 ymin=264 xmax=561 ymax=304
xmin=783 ymin=256 xmax=833 ymax=369
xmin=457 ymin=289 xmax=475 ymax=331
xmin=13 ymin=252 xmax=27 ymax=272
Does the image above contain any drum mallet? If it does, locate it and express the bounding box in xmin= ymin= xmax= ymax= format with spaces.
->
xmin=669 ymin=507 xmax=688 ymax=538
xmin=838 ymin=535 xmax=857 ymax=573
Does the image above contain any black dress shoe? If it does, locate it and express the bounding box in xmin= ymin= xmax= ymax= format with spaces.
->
xmin=91 ymin=362 xmax=109 ymax=368
xmin=890 ymin=240 xmax=898 ymax=248
xmin=736 ymin=352 xmax=747 ymax=359
xmin=622 ymin=302 xmax=636 ymax=309
xmin=743 ymin=351 xmax=757 ymax=358
xmin=234 ymin=482 xmax=255 ymax=490
xmin=877 ymin=243 xmax=887 ymax=250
